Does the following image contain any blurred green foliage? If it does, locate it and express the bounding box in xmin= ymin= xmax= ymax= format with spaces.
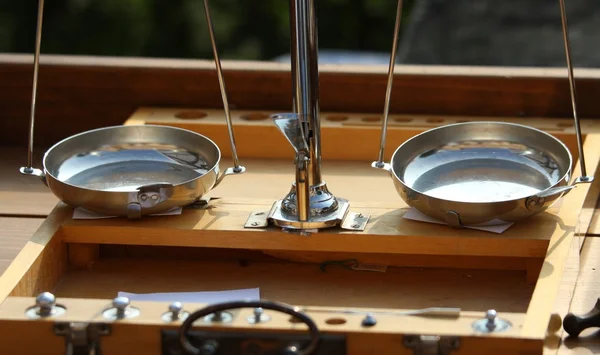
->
xmin=0 ymin=0 xmax=414 ymax=60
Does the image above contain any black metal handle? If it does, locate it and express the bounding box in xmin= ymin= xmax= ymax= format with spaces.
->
xmin=178 ymin=300 xmax=320 ymax=355
xmin=563 ymin=298 xmax=600 ymax=337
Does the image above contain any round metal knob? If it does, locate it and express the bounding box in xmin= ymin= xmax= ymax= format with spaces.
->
xmin=36 ymin=292 xmax=56 ymax=309
xmin=36 ymin=292 xmax=56 ymax=316
xmin=112 ymin=297 xmax=130 ymax=318
xmin=486 ymin=309 xmax=498 ymax=330
xmin=161 ymin=302 xmax=188 ymax=322
xmin=254 ymin=307 xmax=264 ymax=320
xmin=169 ymin=302 xmax=183 ymax=315
xmin=247 ymin=306 xmax=271 ymax=324
xmin=113 ymin=296 xmax=130 ymax=310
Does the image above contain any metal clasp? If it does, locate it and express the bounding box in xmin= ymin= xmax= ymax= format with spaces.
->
xmin=54 ymin=322 xmax=110 ymax=355
xmin=404 ymin=335 xmax=460 ymax=355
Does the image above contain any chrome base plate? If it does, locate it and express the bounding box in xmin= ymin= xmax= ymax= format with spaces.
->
xmin=244 ymin=198 xmax=369 ymax=231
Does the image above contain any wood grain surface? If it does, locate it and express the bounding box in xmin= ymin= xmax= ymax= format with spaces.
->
xmin=4 ymin=54 xmax=600 ymax=148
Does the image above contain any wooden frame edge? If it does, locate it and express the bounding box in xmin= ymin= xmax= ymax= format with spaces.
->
xmin=521 ymin=133 xmax=600 ymax=338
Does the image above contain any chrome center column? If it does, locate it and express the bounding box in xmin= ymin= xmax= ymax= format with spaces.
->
xmin=246 ymin=0 xmax=368 ymax=231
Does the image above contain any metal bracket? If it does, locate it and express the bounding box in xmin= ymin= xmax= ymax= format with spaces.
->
xmin=404 ymin=335 xmax=460 ymax=355
xmin=54 ymin=322 xmax=111 ymax=355
xmin=244 ymin=209 xmax=370 ymax=231
xmin=340 ymin=211 xmax=370 ymax=231
xmin=244 ymin=210 xmax=270 ymax=228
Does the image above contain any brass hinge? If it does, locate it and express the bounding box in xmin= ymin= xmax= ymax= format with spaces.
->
xmin=54 ymin=322 xmax=111 ymax=355
xmin=404 ymin=335 xmax=460 ymax=355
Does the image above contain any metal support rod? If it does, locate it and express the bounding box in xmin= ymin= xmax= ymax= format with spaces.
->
xmin=26 ymin=0 xmax=45 ymax=171
xmin=290 ymin=0 xmax=322 ymax=220
xmin=558 ymin=0 xmax=588 ymax=178
xmin=376 ymin=0 xmax=404 ymax=167
xmin=203 ymin=0 xmax=242 ymax=171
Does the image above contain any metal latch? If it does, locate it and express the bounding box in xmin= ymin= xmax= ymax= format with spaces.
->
xmin=404 ymin=335 xmax=460 ymax=355
xmin=54 ymin=322 xmax=111 ymax=355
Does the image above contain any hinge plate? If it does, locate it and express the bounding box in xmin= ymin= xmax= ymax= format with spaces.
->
xmin=404 ymin=335 xmax=460 ymax=355
xmin=54 ymin=322 xmax=111 ymax=355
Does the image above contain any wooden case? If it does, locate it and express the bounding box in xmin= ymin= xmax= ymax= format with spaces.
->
xmin=1 ymin=55 xmax=599 ymax=355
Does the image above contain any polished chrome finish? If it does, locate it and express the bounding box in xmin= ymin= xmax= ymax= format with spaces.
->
xmin=39 ymin=125 xmax=237 ymax=217
xmin=246 ymin=201 xmax=369 ymax=231
xmin=26 ymin=292 xmax=66 ymax=319
xmin=272 ymin=113 xmax=309 ymax=154
xmin=162 ymin=302 xmax=189 ymax=322
xmin=24 ymin=0 xmax=45 ymax=171
xmin=372 ymin=0 xmax=591 ymax=226
xmin=381 ymin=122 xmax=592 ymax=225
xmin=19 ymin=0 xmax=244 ymax=218
xmin=486 ymin=309 xmax=498 ymax=331
xmin=247 ymin=307 xmax=271 ymax=324
xmin=287 ymin=0 xmax=329 ymax=222
xmin=559 ymin=0 xmax=590 ymax=180
xmin=36 ymin=291 xmax=55 ymax=313
xmin=280 ymin=182 xmax=339 ymax=216
xmin=472 ymin=309 xmax=511 ymax=333
xmin=103 ymin=297 xmax=140 ymax=320
xmin=169 ymin=302 xmax=183 ymax=314
xmin=36 ymin=293 xmax=55 ymax=310
xmin=266 ymin=0 xmax=369 ymax=230
xmin=113 ymin=297 xmax=130 ymax=318
xmin=375 ymin=0 xmax=404 ymax=168
xmin=290 ymin=0 xmax=322 ymax=186
xmin=202 ymin=0 xmax=243 ymax=173
xmin=268 ymin=197 xmax=351 ymax=230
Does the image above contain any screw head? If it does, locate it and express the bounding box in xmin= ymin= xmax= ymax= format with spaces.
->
xmin=112 ymin=296 xmax=130 ymax=310
xmin=351 ymin=224 xmax=360 ymax=228
xmin=36 ymin=292 xmax=56 ymax=309
xmin=169 ymin=302 xmax=183 ymax=314
xmin=361 ymin=313 xmax=377 ymax=327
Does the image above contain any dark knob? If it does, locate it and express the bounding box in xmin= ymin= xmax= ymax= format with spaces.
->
xmin=563 ymin=298 xmax=600 ymax=337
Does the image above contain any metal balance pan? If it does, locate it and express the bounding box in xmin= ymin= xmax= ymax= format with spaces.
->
xmin=20 ymin=0 xmax=245 ymax=219
xmin=371 ymin=0 xmax=593 ymax=227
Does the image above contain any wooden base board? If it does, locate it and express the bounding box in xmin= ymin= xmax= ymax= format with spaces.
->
xmin=0 ymin=296 xmax=538 ymax=355
xmin=0 ymin=109 xmax=598 ymax=355
xmin=52 ymin=257 xmax=535 ymax=313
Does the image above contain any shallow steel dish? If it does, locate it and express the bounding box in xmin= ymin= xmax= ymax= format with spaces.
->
xmin=372 ymin=0 xmax=593 ymax=227
xmin=373 ymin=121 xmax=588 ymax=226
xmin=20 ymin=0 xmax=245 ymax=218
xmin=22 ymin=125 xmax=243 ymax=218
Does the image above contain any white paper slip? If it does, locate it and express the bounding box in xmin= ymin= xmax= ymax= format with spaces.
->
xmin=117 ymin=288 xmax=260 ymax=304
xmin=402 ymin=207 xmax=514 ymax=234
xmin=73 ymin=206 xmax=182 ymax=220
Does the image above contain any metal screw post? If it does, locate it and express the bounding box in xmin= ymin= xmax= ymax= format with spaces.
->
xmin=112 ymin=297 xmax=130 ymax=319
xmin=486 ymin=309 xmax=497 ymax=331
xmin=36 ymin=291 xmax=56 ymax=317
